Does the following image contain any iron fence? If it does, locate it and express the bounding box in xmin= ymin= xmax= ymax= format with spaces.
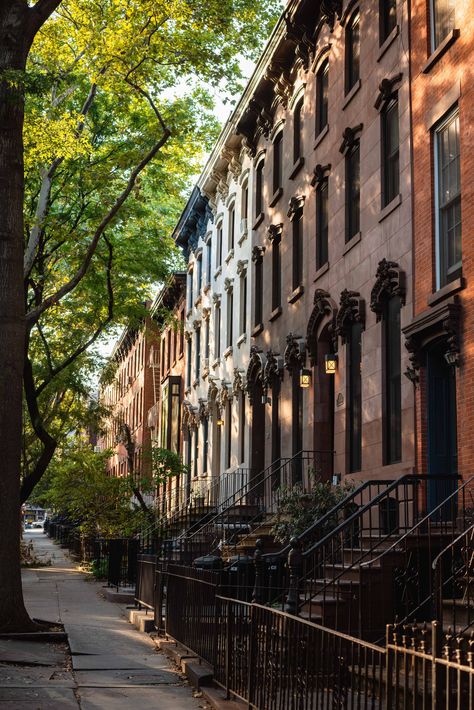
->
xmin=135 ymin=554 xmax=157 ymax=610
xmin=434 ymin=521 xmax=474 ymax=635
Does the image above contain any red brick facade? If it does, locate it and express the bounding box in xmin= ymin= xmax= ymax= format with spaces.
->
xmin=408 ymin=2 xmax=474 ymax=482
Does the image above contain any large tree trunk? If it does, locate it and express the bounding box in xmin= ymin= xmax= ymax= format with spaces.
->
xmin=0 ymin=2 xmax=37 ymax=632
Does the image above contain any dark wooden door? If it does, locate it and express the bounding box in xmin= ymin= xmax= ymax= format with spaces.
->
xmin=251 ymin=380 xmax=265 ymax=481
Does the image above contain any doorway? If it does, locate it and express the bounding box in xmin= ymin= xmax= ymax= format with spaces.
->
xmin=251 ymin=379 xmax=265 ymax=483
xmin=426 ymin=341 xmax=458 ymax=514
xmin=312 ymin=328 xmax=335 ymax=481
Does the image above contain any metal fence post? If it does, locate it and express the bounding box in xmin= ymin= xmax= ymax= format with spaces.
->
xmin=286 ymin=537 xmax=302 ymax=615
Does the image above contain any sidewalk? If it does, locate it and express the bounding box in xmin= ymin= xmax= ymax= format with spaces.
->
xmin=0 ymin=531 xmax=204 ymax=709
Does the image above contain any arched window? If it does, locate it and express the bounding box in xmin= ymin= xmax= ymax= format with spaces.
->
xmin=228 ymin=203 xmax=235 ymax=252
xmin=293 ymin=97 xmax=304 ymax=163
xmin=316 ymin=59 xmax=329 ymax=136
xmin=273 ymin=132 xmax=283 ymax=195
xmin=345 ymin=10 xmax=360 ymax=95
xmin=255 ymin=160 xmax=264 ymax=220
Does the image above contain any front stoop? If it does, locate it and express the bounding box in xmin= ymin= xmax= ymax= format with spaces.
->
xmin=156 ymin=637 xmax=245 ymax=709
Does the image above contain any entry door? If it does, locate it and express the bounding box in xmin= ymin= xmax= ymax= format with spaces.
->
xmin=427 ymin=343 xmax=458 ymax=514
xmin=251 ymin=380 xmax=265 ymax=482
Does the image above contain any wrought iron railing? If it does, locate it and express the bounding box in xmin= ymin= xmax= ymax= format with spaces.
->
xmin=433 ymin=521 xmax=474 ymax=634
xmin=361 ymin=475 xmax=473 ymax=638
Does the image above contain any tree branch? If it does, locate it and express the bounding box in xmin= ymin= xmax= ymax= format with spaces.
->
xmin=26 ymin=109 xmax=171 ymax=326
xmin=26 ymin=0 xmax=64 ymax=47
xmin=35 ymin=237 xmax=115 ymax=397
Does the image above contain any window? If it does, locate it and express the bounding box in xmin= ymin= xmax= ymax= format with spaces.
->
xmin=316 ymin=179 xmax=329 ymax=269
xmin=226 ymin=290 xmax=233 ymax=348
xmin=380 ymin=0 xmax=396 ymax=44
xmin=346 ymin=140 xmax=360 ymax=242
xmin=239 ymin=392 xmax=246 ymax=464
xmin=206 ymin=240 xmax=212 ymax=285
xmin=241 ymin=182 xmax=248 ymax=222
xmin=215 ymin=303 xmax=221 ymax=359
xmin=195 ymin=326 xmax=201 ymax=381
xmin=384 ymin=296 xmax=401 ymax=464
xmin=292 ymin=214 xmax=303 ymax=291
xmin=228 ymin=204 xmax=235 ymax=252
xmin=167 ymin=328 xmax=172 ymax=371
xmin=431 ymin=0 xmax=456 ymax=50
xmin=204 ymin=317 xmax=210 ymax=360
xmin=293 ymin=97 xmax=303 ymax=163
xmin=382 ymin=95 xmax=399 ymax=207
xmin=188 ymin=270 xmax=194 ymax=310
xmin=202 ymin=418 xmax=209 ymax=474
xmin=186 ymin=338 xmax=192 ymax=388
xmin=348 ymin=322 xmax=362 ymax=473
xmin=179 ymin=309 xmax=184 ymax=356
xmin=254 ymin=253 xmax=263 ymax=328
xmin=255 ymin=161 xmax=264 ymax=219
xmin=193 ymin=430 xmax=199 ymax=477
xmin=216 ymin=223 xmax=223 ymax=269
xmin=345 ymin=11 xmax=360 ymax=95
xmin=273 ymin=132 xmax=283 ymax=194
xmin=271 ymin=233 xmax=281 ymax=310
xmin=316 ymin=59 xmax=329 ymax=136
xmin=226 ymin=400 xmax=232 ymax=469
xmin=161 ymin=337 xmax=165 ymax=374
xmin=240 ymin=272 xmax=247 ymax=335
xmin=196 ymin=254 xmax=202 ymax=294
xmin=435 ymin=109 xmax=461 ymax=287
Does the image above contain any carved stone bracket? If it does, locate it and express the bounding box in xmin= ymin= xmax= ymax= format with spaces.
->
xmin=202 ymin=307 xmax=211 ymax=321
xmin=311 ymin=163 xmax=331 ymax=188
xmin=267 ymin=223 xmax=283 ymax=243
xmin=198 ymin=399 xmax=209 ymax=421
xmin=218 ymin=382 xmax=232 ymax=408
xmin=232 ymin=368 xmax=246 ymax=396
xmin=221 ymin=145 xmax=243 ymax=179
xmin=182 ymin=401 xmax=198 ymax=430
xmin=266 ymin=61 xmax=294 ymax=109
xmin=402 ymin=298 xmax=462 ymax=384
xmin=252 ymin=245 xmax=266 ymax=264
xmin=339 ymin=124 xmax=364 ymax=155
xmin=335 ymin=290 xmax=365 ymax=344
xmin=370 ymin=259 xmax=406 ymax=322
xmin=262 ymin=349 xmax=284 ymax=391
xmin=224 ymin=277 xmax=234 ymax=293
xmin=320 ymin=0 xmax=343 ymax=30
xmin=287 ymin=195 xmax=305 ymax=221
xmin=284 ymin=14 xmax=313 ymax=70
xmin=374 ymin=73 xmax=403 ymax=111
xmin=246 ymin=346 xmax=266 ymax=403
xmin=212 ymin=292 xmax=222 ymax=305
xmin=236 ymin=259 xmax=249 ymax=277
xmin=284 ymin=333 xmax=307 ymax=372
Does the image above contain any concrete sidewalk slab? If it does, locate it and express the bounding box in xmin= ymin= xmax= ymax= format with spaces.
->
xmin=0 ymin=686 xmax=78 ymax=708
xmin=0 ymin=639 xmax=66 ymax=666
xmin=0 ymin=664 xmax=75 ymax=687
xmin=78 ymin=685 xmax=202 ymax=710
xmin=75 ymin=668 xmax=182 ymax=686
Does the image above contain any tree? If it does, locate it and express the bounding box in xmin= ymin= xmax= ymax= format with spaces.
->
xmin=0 ymin=0 xmax=282 ymax=631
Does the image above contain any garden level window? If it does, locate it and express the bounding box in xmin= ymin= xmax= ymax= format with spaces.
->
xmin=346 ymin=141 xmax=360 ymax=242
xmin=384 ymin=296 xmax=402 ymax=464
xmin=431 ymin=0 xmax=456 ymax=50
xmin=293 ymin=98 xmax=303 ymax=163
xmin=273 ymin=133 xmax=283 ymax=195
xmin=382 ymin=95 xmax=399 ymax=207
xmin=348 ymin=322 xmax=362 ymax=473
xmin=434 ymin=109 xmax=461 ymax=287
xmin=380 ymin=0 xmax=397 ymax=45
xmin=316 ymin=179 xmax=329 ymax=269
xmin=345 ymin=11 xmax=360 ymax=95
xmin=316 ymin=59 xmax=329 ymax=136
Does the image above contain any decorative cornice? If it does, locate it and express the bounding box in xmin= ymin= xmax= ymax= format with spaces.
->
xmin=284 ymin=332 xmax=306 ymax=372
xmin=221 ymin=145 xmax=243 ymax=179
xmin=370 ymin=259 xmax=406 ymax=322
xmin=320 ymin=0 xmax=343 ymax=31
xmin=267 ymin=223 xmax=283 ymax=243
xmin=284 ymin=14 xmax=313 ymax=71
xmin=335 ymin=290 xmax=365 ymax=344
xmin=287 ymin=195 xmax=305 ymax=221
xmin=374 ymin=73 xmax=403 ymax=111
xmin=245 ymin=346 xmax=265 ymax=402
xmin=232 ymin=368 xmax=246 ymax=395
xmin=198 ymin=399 xmax=209 ymax=421
xmin=252 ymin=245 xmax=266 ymax=264
xmin=212 ymin=292 xmax=222 ymax=305
xmin=224 ymin=277 xmax=234 ymax=293
xmin=307 ymin=289 xmax=338 ymax=357
xmin=262 ymin=349 xmax=283 ymax=390
xmin=311 ymin=163 xmax=331 ymax=188
xmin=339 ymin=124 xmax=363 ymax=155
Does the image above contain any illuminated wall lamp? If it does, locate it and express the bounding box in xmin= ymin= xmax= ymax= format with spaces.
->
xmin=299 ymin=368 xmax=312 ymax=388
xmin=216 ymin=416 xmax=224 ymax=426
xmin=325 ymin=353 xmax=338 ymax=375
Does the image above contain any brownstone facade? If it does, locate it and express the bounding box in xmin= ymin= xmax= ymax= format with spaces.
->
xmin=406 ymin=2 xmax=473 ymax=497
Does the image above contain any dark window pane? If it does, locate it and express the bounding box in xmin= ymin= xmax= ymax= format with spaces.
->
xmin=316 ymin=180 xmax=329 ymax=269
xmin=272 ymin=238 xmax=281 ymax=310
xmin=346 ymin=142 xmax=360 ymax=241
xmin=255 ymin=260 xmax=263 ymax=326
xmin=293 ymin=98 xmax=303 ymax=162
xmin=228 ymin=205 xmax=235 ymax=251
xmin=380 ymin=0 xmax=397 ymax=44
xmin=273 ymin=133 xmax=283 ymax=193
xmin=346 ymin=11 xmax=360 ymax=94
xmin=316 ymin=59 xmax=329 ymax=136
xmin=292 ymin=216 xmax=303 ymax=290
xmin=436 ymin=110 xmax=461 ymax=285
xmin=255 ymin=161 xmax=264 ymax=217
xmin=382 ymin=96 xmax=400 ymax=207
